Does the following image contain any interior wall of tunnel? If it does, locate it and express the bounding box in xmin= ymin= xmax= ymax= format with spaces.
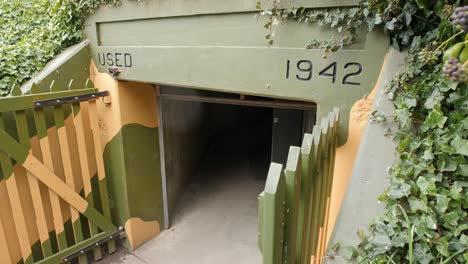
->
xmin=160 ymin=87 xmax=284 ymax=219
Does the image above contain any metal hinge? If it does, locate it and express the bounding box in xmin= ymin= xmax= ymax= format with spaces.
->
xmin=62 ymin=226 xmax=125 ymax=262
xmin=34 ymin=91 xmax=109 ymax=108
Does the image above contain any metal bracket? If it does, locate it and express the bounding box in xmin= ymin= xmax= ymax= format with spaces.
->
xmin=62 ymin=226 xmax=125 ymax=262
xmin=33 ymin=91 xmax=109 ymax=108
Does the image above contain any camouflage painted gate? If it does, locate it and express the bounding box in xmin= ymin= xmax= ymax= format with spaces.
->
xmin=258 ymin=108 xmax=340 ymax=264
xmin=0 ymin=83 xmax=119 ymax=264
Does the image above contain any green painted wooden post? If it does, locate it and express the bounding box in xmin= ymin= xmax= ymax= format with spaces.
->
xmin=309 ymin=125 xmax=323 ymax=258
xmin=299 ymin=133 xmax=314 ymax=264
xmin=258 ymin=191 xmax=264 ymax=253
xmin=296 ymin=135 xmax=312 ymax=263
xmin=259 ymin=109 xmax=340 ymax=264
xmin=262 ymin=162 xmax=286 ymax=264
xmin=317 ymin=117 xmax=330 ymax=232
xmin=314 ymin=110 xmax=338 ymax=260
xmin=283 ymin=146 xmax=301 ymax=264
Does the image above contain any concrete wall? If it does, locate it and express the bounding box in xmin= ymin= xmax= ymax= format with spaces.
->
xmin=325 ymin=49 xmax=406 ymax=263
xmin=160 ymin=88 xmax=208 ymax=217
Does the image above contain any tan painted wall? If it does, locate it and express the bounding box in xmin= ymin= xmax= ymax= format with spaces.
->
xmin=89 ymin=61 xmax=158 ymax=147
xmin=90 ymin=61 xmax=162 ymax=250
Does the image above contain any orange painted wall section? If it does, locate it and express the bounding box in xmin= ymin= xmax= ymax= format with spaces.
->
xmin=325 ymin=51 xmax=390 ymax=246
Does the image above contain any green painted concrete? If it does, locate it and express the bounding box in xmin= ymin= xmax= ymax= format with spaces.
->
xmin=103 ymin=124 xmax=165 ymax=226
xmin=160 ymin=95 xmax=208 ymax=216
xmin=85 ymin=1 xmax=389 ymax=145
xmin=325 ymin=50 xmax=405 ymax=264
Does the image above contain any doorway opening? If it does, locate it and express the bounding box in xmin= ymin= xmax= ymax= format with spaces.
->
xmin=146 ymin=86 xmax=315 ymax=263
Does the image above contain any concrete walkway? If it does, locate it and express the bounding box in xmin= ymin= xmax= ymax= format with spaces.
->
xmin=104 ymin=136 xmax=265 ymax=264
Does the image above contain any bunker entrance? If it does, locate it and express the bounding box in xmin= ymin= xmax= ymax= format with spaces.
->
xmin=154 ymin=86 xmax=315 ymax=262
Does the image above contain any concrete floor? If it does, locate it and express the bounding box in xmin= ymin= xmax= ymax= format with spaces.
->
xmin=103 ymin=134 xmax=267 ymax=264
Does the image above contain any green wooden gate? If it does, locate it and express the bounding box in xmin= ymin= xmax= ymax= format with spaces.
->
xmin=258 ymin=108 xmax=339 ymax=264
xmin=0 ymin=82 xmax=120 ymax=264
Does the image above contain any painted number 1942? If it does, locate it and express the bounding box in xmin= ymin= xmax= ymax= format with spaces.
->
xmin=286 ymin=60 xmax=363 ymax=86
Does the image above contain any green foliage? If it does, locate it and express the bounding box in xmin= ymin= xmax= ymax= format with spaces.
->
xmin=258 ymin=0 xmax=467 ymax=262
xmin=256 ymin=1 xmax=378 ymax=53
xmin=0 ymin=0 xmax=120 ymax=96
xmin=353 ymin=1 xmax=468 ymax=263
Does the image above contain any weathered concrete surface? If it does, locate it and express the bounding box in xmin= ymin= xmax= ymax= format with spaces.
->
xmin=103 ymin=119 xmax=267 ymax=264
xmin=324 ymin=49 xmax=406 ymax=263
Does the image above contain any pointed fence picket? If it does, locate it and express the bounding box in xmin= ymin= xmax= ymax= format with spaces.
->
xmin=258 ymin=108 xmax=340 ymax=264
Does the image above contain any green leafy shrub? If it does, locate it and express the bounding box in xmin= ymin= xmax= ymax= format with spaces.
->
xmin=0 ymin=0 xmax=119 ymax=96
xmin=350 ymin=2 xmax=468 ymax=263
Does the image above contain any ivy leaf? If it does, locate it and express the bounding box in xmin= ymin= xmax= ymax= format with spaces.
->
xmin=416 ymin=176 xmax=435 ymax=195
xmin=409 ymin=196 xmax=428 ymax=212
xmin=388 ymin=182 xmax=411 ymax=199
xmin=450 ymin=136 xmax=468 ymax=156
xmin=424 ymin=88 xmax=443 ymax=109
xmin=374 ymin=14 xmax=382 ymax=25
xmin=370 ymin=233 xmax=392 ymax=254
xmin=435 ymin=237 xmax=450 ymax=257
xmin=386 ymin=18 xmax=398 ymax=30
xmin=441 ymin=211 xmax=460 ymax=227
xmin=342 ymin=246 xmax=355 ymax=260
xmin=436 ymin=194 xmax=450 ymax=213
xmin=458 ymin=164 xmax=468 ymax=177
xmin=421 ymin=148 xmax=434 ymax=161
xmin=437 ymin=154 xmax=458 ymax=172
xmin=424 ymin=107 xmax=447 ymax=129
xmin=404 ymin=11 xmax=412 ymax=26
xmin=455 ymin=224 xmax=468 ymax=236
xmin=413 ymin=243 xmax=434 ymax=264
xmin=449 ymin=184 xmax=462 ymax=201
xmin=460 ymin=234 xmax=468 ymax=246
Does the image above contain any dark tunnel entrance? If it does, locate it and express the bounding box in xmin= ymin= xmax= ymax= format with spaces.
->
xmin=150 ymin=86 xmax=315 ymax=263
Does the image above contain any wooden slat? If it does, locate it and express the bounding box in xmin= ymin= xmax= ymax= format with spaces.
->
xmin=318 ymin=118 xmax=330 ymax=228
xmin=299 ymin=133 xmax=314 ymax=264
xmin=262 ymin=163 xmax=286 ymax=264
xmin=53 ymin=104 xmax=88 ymax=264
xmin=14 ymin=110 xmax=54 ymax=258
xmin=0 ymin=113 xmax=34 ymax=264
xmin=283 ymin=146 xmax=301 ymax=264
xmin=4 ymin=171 xmax=34 ymax=264
xmin=316 ymin=114 xmax=335 ymax=262
xmin=0 ymin=113 xmax=115 ymax=232
xmin=32 ymin=107 xmax=69 ymax=251
xmin=71 ymin=101 xmax=103 ymax=260
xmin=88 ymin=101 xmax=116 ymax=253
xmin=0 ymin=211 xmax=12 ymax=263
xmin=258 ymin=192 xmax=264 ymax=253
xmin=314 ymin=117 xmax=332 ymax=264
xmin=259 ymin=109 xmax=340 ymax=264
xmin=309 ymin=125 xmax=323 ymax=261
xmin=295 ymin=137 xmax=312 ymax=263
xmin=21 ymin=153 xmax=117 ymax=232
xmin=318 ymin=110 xmax=340 ymax=260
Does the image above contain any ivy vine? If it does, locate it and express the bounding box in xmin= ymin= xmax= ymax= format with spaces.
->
xmin=0 ymin=0 xmax=121 ymax=96
xmin=259 ymin=0 xmax=467 ymax=263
